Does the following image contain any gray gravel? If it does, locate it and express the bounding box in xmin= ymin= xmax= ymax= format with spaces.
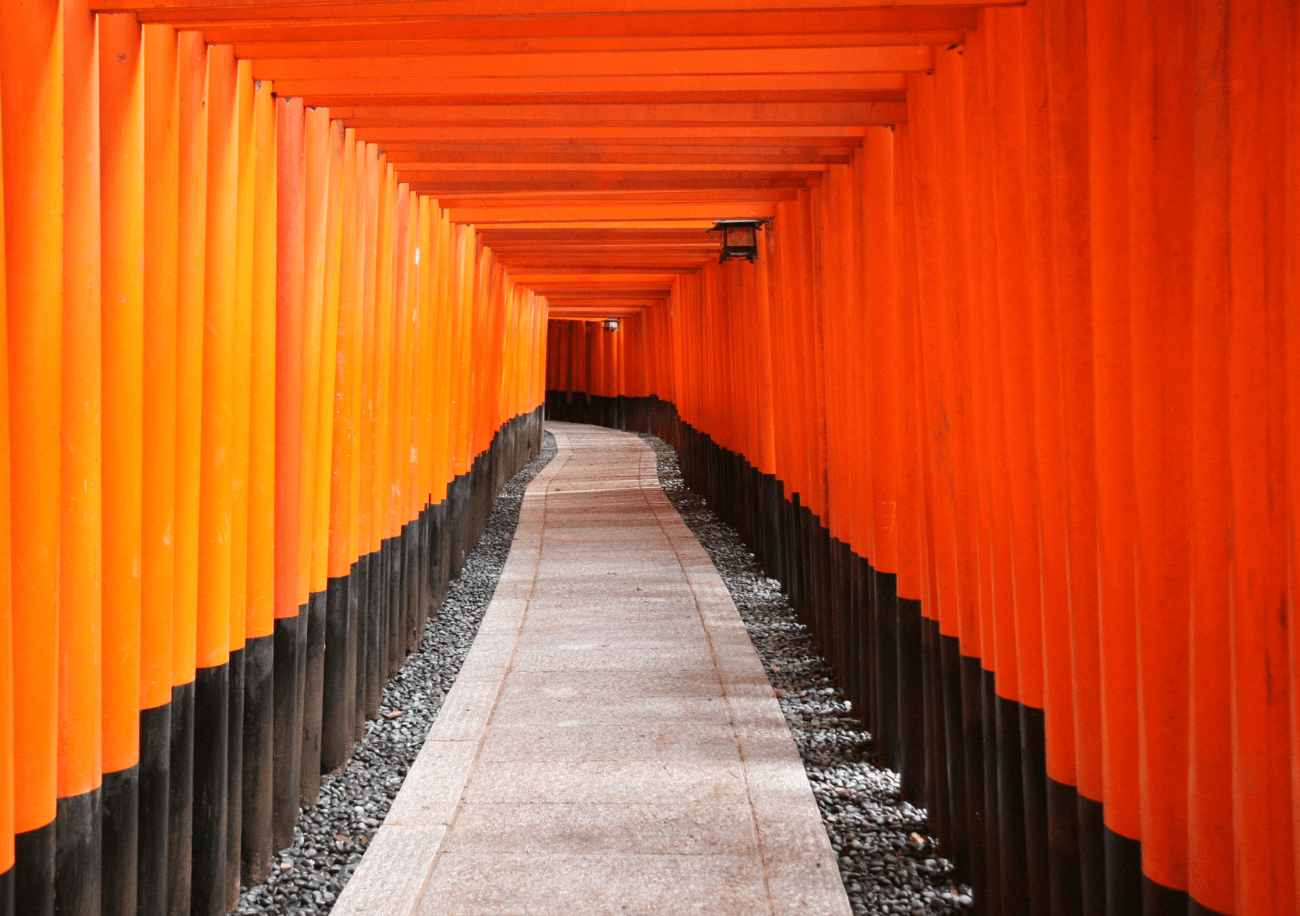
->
xmin=234 ymin=432 xmax=556 ymax=916
xmin=637 ymin=432 xmax=975 ymax=916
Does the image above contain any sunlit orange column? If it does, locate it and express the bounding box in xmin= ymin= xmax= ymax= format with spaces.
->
xmin=191 ymin=41 xmax=240 ymax=916
xmin=56 ymin=0 xmax=103 ymax=907
xmin=271 ymin=94 xmax=306 ymax=850
xmin=240 ymin=74 xmax=278 ymax=888
xmin=322 ymin=126 xmax=360 ymax=774
xmin=99 ymin=13 xmax=145 ymax=913
xmin=299 ymin=110 xmax=341 ymax=805
xmin=0 ymin=60 xmax=15 ymax=909
xmin=139 ymin=23 xmax=179 ymax=916
xmin=385 ymin=186 xmax=412 ymax=667
xmin=355 ymin=143 xmax=380 ymax=719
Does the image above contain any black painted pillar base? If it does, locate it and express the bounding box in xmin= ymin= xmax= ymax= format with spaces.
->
xmin=55 ymin=788 xmax=101 ymax=916
xmin=137 ymin=702 xmax=169 ymax=916
xmin=365 ymin=550 xmax=384 ymax=721
xmin=101 ymin=765 xmax=138 ymax=916
xmin=403 ymin=521 xmax=421 ymax=655
xmin=0 ymin=865 xmax=12 ymax=916
xmin=383 ymin=536 xmax=402 ymax=680
xmin=300 ymin=590 xmax=327 ymax=806
xmin=1079 ymin=795 xmax=1106 ymax=916
xmin=1187 ymin=894 xmax=1230 ymax=916
xmin=981 ymin=669 xmax=1003 ymax=916
xmin=271 ymin=609 xmax=304 ymax=851
xmin=225 ymin=646 xmax=245 ymax=911
xmin=352 ymin=557 xmax=370 ymax=741
xmin=167 ymin=680 xmax=194 ymax=916
xmin=938 ymin=632 xmax=968 ymax=879
xmin=873 ymin=569 xmax=900 ymax=773
xmin=1019 ymin=705 xmax=1049 ymax=916
xmin=240 ymin=633 xmax=274 ymax=887
xmin=896 ymin=594 xmax=924 ymax=805
xmin=1104 ymin=828 xmax=1142 ymax=916
xmin=321 ymin=573 xmax=353 ymax=774
xmin=996 ymin=693 xmax=1029 ymax=916
xmin=1047 ymin=777 xmax=1083 ymax=916
xmin=191 ymin=662 xmax=228 ymax=916
xmin=344 ymin=560 xmax=359 ymax=758
xmin=15 ymin=820 xmax=55 ymax=916
xmin=958 ymin=654 xmax=986 ymax=894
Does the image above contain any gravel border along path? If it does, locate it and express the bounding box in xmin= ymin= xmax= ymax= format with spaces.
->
xmin=235 ymin=433 xmax=557 ymax=916
xmin=637 ymin=432 xmax=975 ymax=916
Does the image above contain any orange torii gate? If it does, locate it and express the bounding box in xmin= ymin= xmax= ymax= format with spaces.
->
xmin=1 ymin=2 xmax=1299 ymax=916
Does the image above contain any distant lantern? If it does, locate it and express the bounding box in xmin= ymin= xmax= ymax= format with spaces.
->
xmin=603 ymin=318 xmax=620 ymax=332
xmin=709 ymin=218 xmax=770 ymax=263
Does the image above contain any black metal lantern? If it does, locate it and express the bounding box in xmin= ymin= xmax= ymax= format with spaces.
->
xmin=709 ymin=218 xmax=770 ymax=263
xmin=603 ymin=318 xmax=620 ymax=332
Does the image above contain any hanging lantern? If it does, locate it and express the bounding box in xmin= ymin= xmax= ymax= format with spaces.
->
xmin=709 ymin=218 xmax=770 ymax=263
xmin=603 ymin=318 xmax=620 ymax=332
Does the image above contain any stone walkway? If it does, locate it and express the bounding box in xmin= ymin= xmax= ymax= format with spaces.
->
xmin=332 ymin=422 xmax=851 ymax=916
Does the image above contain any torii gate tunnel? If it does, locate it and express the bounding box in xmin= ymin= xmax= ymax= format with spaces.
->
xmin=1 ymin=1 xmax=1298 ymax=915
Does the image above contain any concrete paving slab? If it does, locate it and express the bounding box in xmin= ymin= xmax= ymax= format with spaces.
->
xmin=476 ymin=722 xmax=743 ymax=763
xmin=496 ymin=668 xmax=729 ymax=700
xmin=335 ymin=422 xmax=850 ymax=916
xmin=418 ymin=853 xmax=771 ymax=916
xmin=442 ymin=802 xmax=760 ymax=856
xmin=486 ymin=694 xmax=736 ymax=729
xmin=461 ymin=757 xmax=750 ymax=806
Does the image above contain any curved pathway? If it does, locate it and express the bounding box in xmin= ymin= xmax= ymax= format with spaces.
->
xmin=333 ymin=422 xmax=851 ymax=916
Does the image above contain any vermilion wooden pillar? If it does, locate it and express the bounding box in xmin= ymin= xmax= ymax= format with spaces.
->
xmin=1126 ymin=3 xmax=1195 ymax=911
xmin=241 ymin=74 xmax=278 ymax=891
xmin=272 ymin=94 xmax=306 ymax=851
xmin=192 ymin=41 xmax=239 ymax=916
xmin=1086 ymin=2 xmax=1143 ymax=911
xmin=57 ymin=2 xmax=104 ymax=913
xmin=99 ymin=15 xmax=145 ymax=916
xmin=1184 ymin=2 xmax=1235 ymax=912
xmin=138 ymin=24 xmax=178 ymax=916
xmin=322 ymin=126 xmax=360 ymax=776
xmin=0 ymin=61 xmax=15 ymax=916
xmin=1040 ymin=0 xmax=1103 ymax=910
xmin=224 ymin=58 xmax=255 ymax=911
xmin=1225 ymin=2 xmax=1296 ymax=912
xmin=3 ymin=1 xmax=64 ymax=863
xmin=170 ymin=30 xmax=208 ymax=916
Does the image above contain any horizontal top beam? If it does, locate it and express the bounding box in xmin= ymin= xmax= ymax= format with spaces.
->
xmin=103 ymin=0 xmax=1001 ymax=302
xmin=200 ymin=8 xmax=976 ymax=41
xmin=252 ymin=45 xmax=934 ymax=80
xmin=111 ymin=0 xmax=1014 ymax=20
